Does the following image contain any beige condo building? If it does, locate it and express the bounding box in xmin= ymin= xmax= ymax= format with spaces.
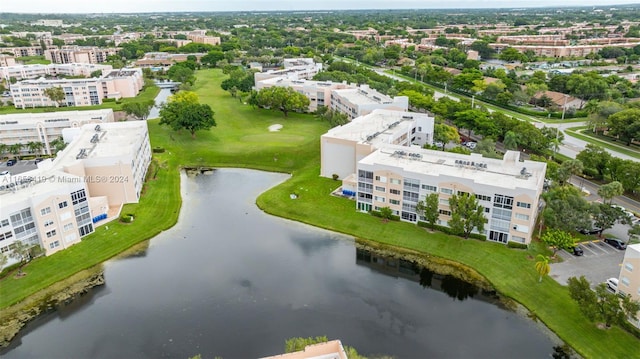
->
xmin=0 ymin=120 xmax=151 ymax=268
xmin=352 ymin=147 xmax=546 ymax=245
xmin=618 ymin=243 xmax=640 ymax=328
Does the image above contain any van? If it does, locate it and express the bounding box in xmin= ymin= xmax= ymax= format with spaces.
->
xmin=606 ymin=278 xmax=618 ymax=292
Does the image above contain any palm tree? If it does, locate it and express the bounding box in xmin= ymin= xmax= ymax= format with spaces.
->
xmin=49 ymin=137 xmax=67 ymax=153
xmin=503 ymin=131 xmax=518 ymax=150
xmin=0 ymin=143 xmax=7 ymax=160
xmin=8 ymin=143 xmax=23 ymax=160
xmin=26 ymin=141 xmax=44 ymax=155
xmin=535 ymin=255 xmax=550 ymax=283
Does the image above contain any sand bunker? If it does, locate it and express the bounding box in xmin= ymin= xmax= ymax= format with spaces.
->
xmin=268 ymin=124 xmax=283 ymax=132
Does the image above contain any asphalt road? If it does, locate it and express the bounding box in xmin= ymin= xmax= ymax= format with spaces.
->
xmin=551 ymin=239 xmax=626 ymax=287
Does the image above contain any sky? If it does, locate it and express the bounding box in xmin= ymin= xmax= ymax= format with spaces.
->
xmin=2 ymin=0 xmax=640 ymax=13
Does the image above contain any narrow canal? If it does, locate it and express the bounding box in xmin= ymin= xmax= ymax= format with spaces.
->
xmin=2 ymin=169 xmax=556 ymax=358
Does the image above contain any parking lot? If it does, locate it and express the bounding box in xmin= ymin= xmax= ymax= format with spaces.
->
xmin=550 ymin=238 xmax=626 ymax=288
xmin=0 ymin=159 xmax=39 ymax=176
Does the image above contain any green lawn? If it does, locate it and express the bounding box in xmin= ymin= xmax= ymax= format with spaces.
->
xmin=0 ymin=84 xmax=160 ymax=115
xmin=1 ymin=69 xmax=638 ymax=358
xmin=566 ymin=126 xmax=640 ymax=160
xmin=17 ymin=56 xmax=51 ymax=65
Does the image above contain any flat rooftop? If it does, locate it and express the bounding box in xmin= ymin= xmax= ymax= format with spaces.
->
xmin=323 ymin=109 xmax=431 ymax=147
xmin=0 ymin=169 xmax=83 ymax=203
xmin=0 ymin=109 xmax=113 ymax=126
xmin=332 ymin=86 xmax=394 ymax=105
xmin=360 ymin=144 xmax=546 ymax=191
xmin=54 ymin=121 xmax=148 ymax=167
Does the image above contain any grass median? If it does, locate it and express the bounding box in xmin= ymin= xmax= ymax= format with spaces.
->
xmin=1 ymin=69 xmax=638 ymax=358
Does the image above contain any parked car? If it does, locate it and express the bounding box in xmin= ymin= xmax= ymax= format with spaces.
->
xmin=6 ymin=159 xmax=16 ymax=166
xmin=466 ymin=142 xmax=477 ymax=149
xmin=578 ymin=227 xmax=602 ymax=235
xmin=0 ymin=170 xmax=9 ymax=176
xmin=34 ymin=158 xmax=44 ymax=164
xmin=604 ymin=238 xmax=627 ymax=250
xmin=571 ymin=245 xmax=584 ymax=256
xmin=606 ymin=278 xmax=618 ymax=292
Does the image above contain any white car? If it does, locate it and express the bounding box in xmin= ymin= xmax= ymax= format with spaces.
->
xmin=466 ymin=142 xmax=477 ymax=149
xmin=606 ymin=278 xmax=618 ymax=292
xmin=0 ymin=170 xmax=10 ymax=176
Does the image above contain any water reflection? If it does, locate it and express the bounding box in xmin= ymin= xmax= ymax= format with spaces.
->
xmin=356 ymin=249 xmax=493 ymax=303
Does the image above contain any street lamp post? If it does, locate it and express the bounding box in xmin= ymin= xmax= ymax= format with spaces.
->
xmin=561 ymin=94 xmax=568 ymax=121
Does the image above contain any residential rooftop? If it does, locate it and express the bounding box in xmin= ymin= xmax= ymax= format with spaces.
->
xmin=332 ymin=85 xmax=395 ymax=105
xmin=360 ymin=144 xmax=546 ymax=191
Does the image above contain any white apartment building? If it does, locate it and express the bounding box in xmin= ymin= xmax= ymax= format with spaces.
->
xmin=0 ymin=121 xmax=152 ymax=267
xmin=321 ymin=109 xmax=434 ymax=179
xmin=0 ymin=63 xmax=112 ymax=82
xmin=618 ymin=243 xmax=640 ymax=328
xmin=2 ymin=46 xmax=46 ymax=58
xmin=58 ymin=121 xmax=152 ymax=205
xmin=330 ymin=85 xmax=409 ymax=119
xmin=254 ymin=58 xmax=323 ymax=82
xmin=10 ymin=68 xmax=143 ymax=109
xmin=0 ymin=109 xmax=115 ymax=155
xmin=255 ymin=77 xmax=352 ymax=112
xmin=45 ymin=46 xmax=120 ymax=64
xmin=352 ymin=146 xmax=546 ymax=245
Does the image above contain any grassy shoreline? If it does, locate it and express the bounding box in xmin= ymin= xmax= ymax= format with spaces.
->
xmin=1 ymin=69 xmax=638 ymax=358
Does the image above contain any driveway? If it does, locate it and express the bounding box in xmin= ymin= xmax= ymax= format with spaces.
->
xmin=550 ymin=239 xmax=626 ymax=287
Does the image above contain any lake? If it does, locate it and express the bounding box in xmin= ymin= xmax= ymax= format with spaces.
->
xmin=2 ymin=169 xmax=556 ymax=358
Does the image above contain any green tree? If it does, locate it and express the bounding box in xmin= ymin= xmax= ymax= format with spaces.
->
xmin=607 ymin=108 xmax=640 ymax=146
xmin=167 ymin=62 xmax=195 ymax=84
xmin=433 ymin=123 xmax=459 ymax=150
xmin=535 ymin=255 xmax=550 ymax=282
xmin=256 ymin=86 xmax=310 ymax=117
xmin=0 ymin=253 xmax=7 ymax=270
xmin=315 ymin=106 xmax=349 ymax=127
xmin=43 ymin=86 xmax=65 ymax=107
xmin=285 ymin=336 xmax=329 ymax=352
xmin=556 ymin=159 xmax=584 ymax=186
xmin=379 ymin=206 xmax=394 ymax=222
xmin=10 ymin=241 xmax=30 ymax=275
xmin=576 ymin=144 xmax=611 ymax=180
xmin=448 ymin=193 xmax=486 ymax=238
xmin=597 ymin=181 xmax=624 ymax=204
xmin=473 ymin=138 xmax=500 ymax=159
xmin=416 ymin=193 xmax=439 ymax=228
xmin=543 ymin=186 xmax=592 ymax=232
xmin=591 ymin=203 xmax=629 ymax=237
xmin=122 ymin=100 xmax=155 ymax=121
xmin=50 ymin=137 xmax=67 ymax=153
xmin=25 ymin=141 xmax=43 ymax=155
xmin=159 ymin=91 xmax=216 ymax=138
xmin=8 ymin=143 xmax=23 ymax=159
xmin=541 ymin=229 xmax=575 ymax=256
xmin=503 ymin=130 xmax=518 ymax=150
xmin=568 ymin=276 xmax=599 ymax=320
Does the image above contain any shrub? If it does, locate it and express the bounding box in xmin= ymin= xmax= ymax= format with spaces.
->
xmin=507 ymin=241 xmax=529 ymax=249
xmin=152 ymin=147 xmax=165 ymax=153
xmin=102 ymin=98 xmax=116 ymax=103
xmin=120 ymin=213 xmax=135 ymax=223
xmin=332 ymin=173 xmax=339 ymax=181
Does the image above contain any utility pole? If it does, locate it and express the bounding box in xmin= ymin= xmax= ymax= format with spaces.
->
xmin=561 ymin=94 xmax=568 ymax=120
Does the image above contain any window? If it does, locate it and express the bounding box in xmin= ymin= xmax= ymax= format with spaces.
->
xmin=511 ymin=236 xmax=526 ymax=244
xmin=493 ymin=194 xmax=514 ymax=209
xmin=390 ymin=178 xmax=401 ymax=185
xmin=375 ymin=175 xmax=387 ymax=183
xmin=439 ymin=198 xmax=449 ymax=205
xmin=401 ymin=212 xmax=417 ymax=222
xmin=389 ymin=189 xmax=401 ymax=195
xmin=403 ymin=178 xmax=420 ymax=191
xmin=44 ymin=220 xmax=54 ymax=227
xmin=40 ymin=207 xmax=51 ymax=216
xmin=476 ymin=194 xmax=491 ymax=202
xmin=625 ymin=263 xmax=634 ymax=272
xmin=0 ymin=219 xmax=8 ymax=227
xmin=422 ymin=184 xmax=437 ymax=192
xmin=389 ymin=199 xmax=400 ymax=205
xmin=440 ymin=188 xmax=453 ymax=195
xmin=46 ymin=230 xmax=57 ymax=238
xmin=49 ymin=241 xmax=60 ymax=249
xmin=63 ymin=223 xmax=74 ymax=232
xmin=489 ymin=230 xmax=509 ymax=243
xmin=515 ymin=213 xmax=530 ymax=221
xmin=375 ymin=186 xmax=386 ymax=192
xmin=60 ymin=212 xmax=72 ymax=221
xmin=457 ymin=191 xmax=469 ymax=197
xmin=58 ymin=201 xmax=68 ymax=209
xmin=439 ymin=209 xmax=451 ymax=216
xmin=621 ymin=277 xmax=630 ymax=286
xmin=374 ymin=196 xmax=386 ymax=203
xmin=517 ymin=201 xmax=531 ymax=209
